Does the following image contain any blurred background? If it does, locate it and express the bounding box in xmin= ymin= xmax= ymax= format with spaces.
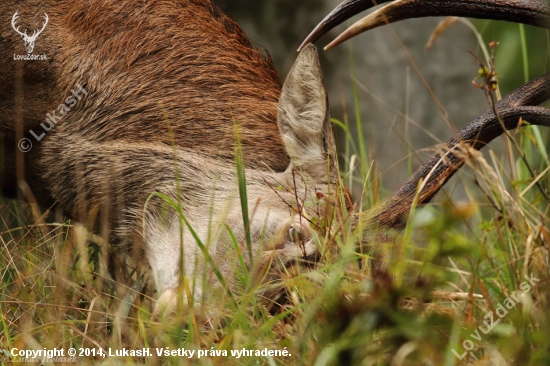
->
xmin=215 ymin=0 xmax=550 ymax=203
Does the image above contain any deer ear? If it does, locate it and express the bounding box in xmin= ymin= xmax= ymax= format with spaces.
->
xmin=278 ymin=44 xmax=337 ymax=182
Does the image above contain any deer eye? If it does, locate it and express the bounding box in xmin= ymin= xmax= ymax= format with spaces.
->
xmin=286 ymin=223 xmax=306 ymax=243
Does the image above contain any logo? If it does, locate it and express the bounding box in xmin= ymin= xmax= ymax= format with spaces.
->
xmin=12 ymin=11 xmax=48 ymax=60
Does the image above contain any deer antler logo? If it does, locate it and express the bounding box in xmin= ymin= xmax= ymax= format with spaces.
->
xmin=11 ymin=11 xmax=49 ymax=54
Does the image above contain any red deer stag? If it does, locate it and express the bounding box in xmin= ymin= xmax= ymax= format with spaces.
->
xmin=1 ymin=0 xmax=549 ymax=316
xmin=1 ymin=0 xmax=345 ymax=314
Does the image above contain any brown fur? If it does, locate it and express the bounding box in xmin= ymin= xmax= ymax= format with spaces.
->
xmin=1 ymin=0 xmax=287 ymax=205
xmin=1 ymin=0 xmax=346 ymax=311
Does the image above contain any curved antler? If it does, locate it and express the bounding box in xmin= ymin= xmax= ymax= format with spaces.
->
xmin=300 ymin=0 xmax=550 ymax=51
xmin=298 ymin=0 xmax=391 ymax=50
xmin=357 ymin=73 xmax=550 ymax=232
xmin=301 ymin=0 xmax=550 ymax=234
xmin=32 ymin=13 xmax=49 ymax=38
xmin=11 ymin=11 xmax=27 ymax=38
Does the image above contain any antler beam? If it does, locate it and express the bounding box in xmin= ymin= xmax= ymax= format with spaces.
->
xmin=360 ymin=73 xmax=550 ymax=231
xmin=299 ymin=0 xmax=550 ymax=51
xmin=11 ymin=11 xmax=27 ymax=37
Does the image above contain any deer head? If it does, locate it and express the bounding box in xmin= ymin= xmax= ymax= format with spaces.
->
xmin=11 ymin=11 xmax=49 ymax=54
xmin=37 ymin=42 xmax=349 ymax=316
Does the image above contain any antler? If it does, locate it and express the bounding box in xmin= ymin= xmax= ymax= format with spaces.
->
xmin=358 ymin=73 xmax=550 ymax=232
xmin=300 ymin=0 xmax=550 ymax=234
xmin=11 ymin=12 xmax=48 ymax=39
xmin=299 ymin=0 xmax=550 ymax=51
xmin=32 ymin=13 xmax=49 ymax=38
xmin=11 ymin=11 xmax=28 ymax=38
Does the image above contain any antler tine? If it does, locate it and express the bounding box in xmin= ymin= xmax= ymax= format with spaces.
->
xmin=298 ymin=0 xmax=391 ymax=51
xmin=11 ymin=10 xmax=20 ymax=29
xmin=358 ymin=73 xmax=550 ymax=232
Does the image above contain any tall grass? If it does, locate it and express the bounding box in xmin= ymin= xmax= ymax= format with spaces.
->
xmin=1 ymin=21 xmax=549 ymax=366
